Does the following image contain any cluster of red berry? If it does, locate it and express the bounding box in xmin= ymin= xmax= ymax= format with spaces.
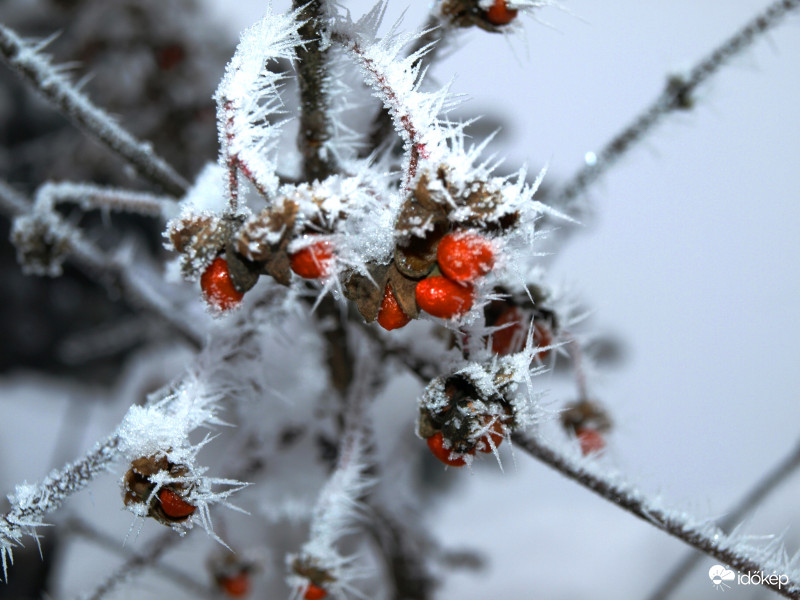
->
xmin=419 ymin=371 xmax=512 ymax=467
xmin=199 ymin=230 xmax=497 ymax=330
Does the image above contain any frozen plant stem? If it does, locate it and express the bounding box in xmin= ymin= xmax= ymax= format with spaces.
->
xmin=0 ymin=22 xmax=188 ymax=197
xmin=63 ymin=518 xmax=214 ymax=598
xmin=554 ymin=0 xmax=800 ymax=207
xmin=81 ymin=530 xmax=182 ymax=600
xmin=512 ymin=433 xmax=800 ymax=599
xmin=649 ymin=437 xmax=800 ymax=600
xmin=294 ymin=0 xmax=338 ymax=181
xmin=0 ymin=435 xmax=120 ymax=580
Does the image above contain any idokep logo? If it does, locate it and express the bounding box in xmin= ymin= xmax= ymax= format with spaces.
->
xmin=708 ymin=565 xmax=789 ymax=592
xmin=709 ymin=565 xmax=736 ymax=591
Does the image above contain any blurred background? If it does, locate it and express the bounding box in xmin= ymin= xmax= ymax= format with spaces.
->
xmin=1 ymin=0 xmax=799 ymax=598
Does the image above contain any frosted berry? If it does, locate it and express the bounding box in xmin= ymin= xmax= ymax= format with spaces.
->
xmin=485 ymin=0 xmax=518 ymax=26
xmin=491 ymin=306 xmax=524 ymax=355
xmin=303 ymin=583 xmax=327 ymax=600
xmin=289 ymin=240 xmax=333 ymax=279
xmin=158 ymin=488 xmax=196 ymax=519
xmin=201 ymin=257 xmax=244 ymax=311
xmin=478 ymin=418 xmax=505 ymax=453
xmin=220 ymin=573 xmax=250 ymax=598
xmin=576 ymin=428 xmax=605 ymax=456
xmin=415 ymin=276 xmax=474 ymax=319
xmin=533 ymin=321 xmax=553 ymax=360
xmin=377 ymin=284 xmax=412 ymax=331
xmin=426 ymin=431 xmax=472 ymax=467
xmin=436 ymin=231 xmax=495 ymax=283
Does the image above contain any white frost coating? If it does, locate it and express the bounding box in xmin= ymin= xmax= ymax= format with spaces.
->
xmin=0 ymin=435 xmax=119 ymax=581
xmin=214 ymin=6 xmax=306 ymax=198
xmin=33 ymin=181 xmax=174 ymax=218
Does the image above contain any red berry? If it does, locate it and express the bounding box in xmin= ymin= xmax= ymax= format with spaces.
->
xmin=533 ymin=321 xmax=553 ymax=360
xmin=478 ymin=418 xmax=505 ymax=453
xmin=485 ymin=0 xmax=518 ymax=26
xmin=303 ymin=583 xmax=327 ymax=600
xmin=426 ymin=431 xmax=473 ymax=467
xmin=220 ymin=573 xmax=250 ymax=598
xmin=158 ymin=488 xmax=196 ymax=519
xmin=491 ymin=306 xmax=525 ymax=355
xmin=289 ymin=240 xmax=333 ymax=279
xmin=436 ymin=231 xmax=495 ymax=283
xmin=201 ymin=257 xmax=244 ymax=311
xmin=576 ymin=428 xmax=605 ymax=456
xmin=377 ymin=284 xmax=412 ymax=331
xmin=415 ymin=276 xmax=474 ymax=319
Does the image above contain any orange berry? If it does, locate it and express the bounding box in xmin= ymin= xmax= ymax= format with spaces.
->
xmin=533 ymin=321 xmax=553 ymax=360
xmin=485 ymin=0 xmax=518 ymax=26
xmin=158 ymin=488 xmax=196 ymax=519
xmin=289 ymin=240 xmax=333 ymax=279
xmin=436 ymin=231 xmax=495 ymax=283
xmin=415 ymin=276 xmax=474 ymax=319
xmin=576 ymin=428 xmax=605 ymax=456
xmin=303 ymin=583 xmax=327 ymax=600
xmin=220 ymin=573 xmax=250 ymax=598
xmin=377 ymin=284 xmax=412 ymax=330
xmin=477 ymin=418 xmax=505 ymax=453
xmin=426 ymin=431 xmax=473 ymax=467
xmin=201 ymin=257 xmax=244 ymax=311
xmin=491 ymin=306 xmax=525 ymax=355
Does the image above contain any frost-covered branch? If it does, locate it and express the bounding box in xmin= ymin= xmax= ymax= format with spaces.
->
xmin=294 ymin=0 xmax=338 ymax=181
xmin=553 ymin=0 xmax=800 ymax=207
xmin=0 ymin=22 xmax=188 ymax=197
xmin=3 ymin=183 xmax=203 ymax=349
xmin=513 ymin=432 xmax=800 ymax=599
xmin=0 ymin=435 xmax=120 ymax=581
xmin=287 ymin=347 xmax=376 ymax=598
xmin=649 ymin=437 xmax=800 ymax=600
xmin=214 ymin=6 xmax=305 ymax=205
xmin=34 ymin=182 xmax=175 ymax=218
xmin=80 ymin=530 xmax=182 ymax=600
xmin=64 ymin=518 xmax=214 ymax=599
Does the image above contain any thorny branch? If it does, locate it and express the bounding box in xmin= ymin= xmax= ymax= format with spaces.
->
xmin=513 ymin=432 xmax=800 ymax=599
xmin=553 ymin=0 xmax=800 ymax=207
xmin=0 ymin=22 xmax=189 ymax=197
xmin=649 ymin=437 xmax=800 ymax=600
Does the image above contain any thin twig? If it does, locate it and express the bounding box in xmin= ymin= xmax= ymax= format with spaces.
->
xmin=648 ymin=437 xmax=800 ymax=600
xmin=363 ymin=15 xmax=447 ymax=157
xmin=80 ymin=530 xmax=183 ymax=600
xmin=0 ymin=435 xmax=121 ymax=580
xmin=0 ymin=179 xmax=203 ymax=350
xmin=0 ymin=22 xmax=188 ymax=197
xmin=513 ymin=432 xmax=800 ymax=599
xmin=553 ymin=0 xmax=800 ymax=207
xmin=63 ymin=517 xmax=215 ymax=598
xmin=294 ymin=0 xmax=338 ymax=181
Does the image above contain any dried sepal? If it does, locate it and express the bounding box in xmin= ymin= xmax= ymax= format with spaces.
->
xmin=342 ymin=262 xmax=391 ymax=322
xmin=123 ymin=454 xmax=196 ymax=526
xmin=166 ymin=212 xmax=227 ymax=280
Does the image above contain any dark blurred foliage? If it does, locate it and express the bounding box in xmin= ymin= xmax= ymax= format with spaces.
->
xmin=0 ymin=0 xmax=232 ymax=379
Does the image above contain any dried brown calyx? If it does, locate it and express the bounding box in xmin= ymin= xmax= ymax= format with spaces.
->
xmin=123 ymin=454 xmax=196 ymax=526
